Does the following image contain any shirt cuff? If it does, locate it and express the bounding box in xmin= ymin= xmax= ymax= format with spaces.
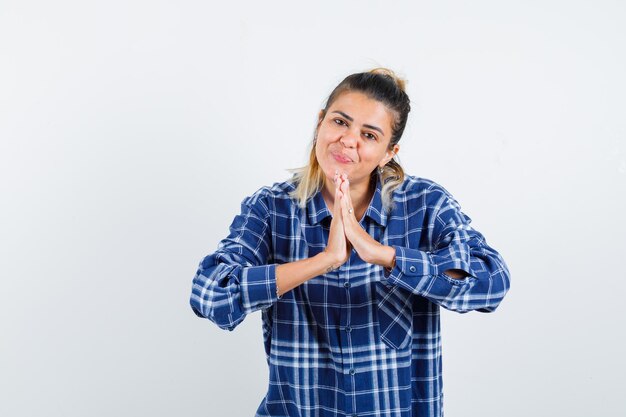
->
xmin=383 ymin=246 xmax=474 ymax=290
xmin=240 ymin=264 xmax=278 ymax=311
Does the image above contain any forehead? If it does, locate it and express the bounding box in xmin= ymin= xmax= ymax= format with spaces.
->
xmin=328 ymin=91 xmax=393 ymax=128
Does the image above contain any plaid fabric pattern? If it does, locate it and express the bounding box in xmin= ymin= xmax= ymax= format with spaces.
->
xmin=190 ymin=174 xmax=511 ymax=417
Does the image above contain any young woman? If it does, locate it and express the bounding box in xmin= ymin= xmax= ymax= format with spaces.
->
xmin=190 ymin=68 xmax=511 ymax=417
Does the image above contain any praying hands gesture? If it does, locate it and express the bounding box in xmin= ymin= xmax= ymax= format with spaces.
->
xmin=323 ymin=171 xmax=396 ymax=271
xmin=276 ymin=171 xmax=465 ymax=298
xmin=325 ymin=171 xmax=466 ymax=278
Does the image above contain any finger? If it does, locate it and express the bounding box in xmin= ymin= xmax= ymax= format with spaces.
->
xmin=333 ymin=182 xmax=344 ymax=220
xmin=336 ymin=173 xmax=343 ymax=188
xmin=340 ymin=178 xmax=354 ymax=218
xmin=340 ymin=176 xmax=349 ymax=196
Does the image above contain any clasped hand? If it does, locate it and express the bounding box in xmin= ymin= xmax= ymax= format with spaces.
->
xmin=324 ymin=171 xmax=387 ymax=269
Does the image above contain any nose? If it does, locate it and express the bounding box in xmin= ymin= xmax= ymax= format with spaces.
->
xmin=340 ymin=127 xmax=358 ymax=148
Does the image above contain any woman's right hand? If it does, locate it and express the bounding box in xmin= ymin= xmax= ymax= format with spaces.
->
xmin=323 ymin=172 xmax=351 ymax=270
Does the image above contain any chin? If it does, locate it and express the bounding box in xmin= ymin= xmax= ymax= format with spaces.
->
xmin=325 ymin=165 xmax=350 ymax=179
xmin=318 ymin=155 xmax=354 ymax=180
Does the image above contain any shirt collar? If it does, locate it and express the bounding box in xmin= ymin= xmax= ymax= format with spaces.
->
xmin=306 ymin=173 xmax=388 ymax=227
xmin=364 ymin=174 xmax=388 ymax=226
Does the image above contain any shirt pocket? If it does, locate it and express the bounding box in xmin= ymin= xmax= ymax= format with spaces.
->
xmin=375 ymin=282 xmax=414 ymax=350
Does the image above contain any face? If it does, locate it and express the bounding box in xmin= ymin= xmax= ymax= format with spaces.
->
xmin=314 ymin=91 xmax=399 ymax=190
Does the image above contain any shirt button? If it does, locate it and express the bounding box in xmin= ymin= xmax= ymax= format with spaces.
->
xmin=344 ymin=281 xmax=350 ymax=288
xmin=345 ymin=326 xmax=352 ymax=333
xmin=409 ymin=265 xmax=416 ymax=272
xmin=349 ymin=368 xmax=355 ymax=375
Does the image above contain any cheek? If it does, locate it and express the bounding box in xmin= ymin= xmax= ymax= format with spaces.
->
xmin=360 ymin=147 xmax=381 ymax=162
xmin=314 ymin=133 xmax=333 ymax=152
xmin=319 ymin=122 xmax=344 ymax=139
xmin=314 ymin=141 xmax=328 ymax=166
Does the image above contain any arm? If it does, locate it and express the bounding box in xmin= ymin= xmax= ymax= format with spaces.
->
xmin=276 ymin=174 xmax=351 ymax=296
xmin=189 ymin=193 xmax=277 ymax=331
xmin=372 ymin=245 xmax=468 ymax=279
xmin=275 ymin=252 xmax=340 ymax=297
xmin=190 ymin=245 xmax=335 ymax=331
xmin=336 ymin=176 xmax=509 ymax=313
xmin=190 ymin=185 xmax=348 ymax=331
xmin=382 ymin=192 xmax=511 ymax=313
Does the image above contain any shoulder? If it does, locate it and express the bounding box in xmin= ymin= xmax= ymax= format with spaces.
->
xmin=240 ymin=178 xmax=298 ymax=215
xmin=390 ymin=174 xmax=465 ymax=218
xmin=394 ymin=174 xmax=457 ymax=203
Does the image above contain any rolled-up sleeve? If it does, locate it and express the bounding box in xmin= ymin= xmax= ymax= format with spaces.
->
xmin=383 ymin=192 xmax=511 ymax=314
xmin=189 ymin=190 xmax=279 ymax=330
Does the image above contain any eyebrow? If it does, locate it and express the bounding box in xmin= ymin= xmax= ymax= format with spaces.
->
xmin=331 ymin=111 xmax=385 ymax=136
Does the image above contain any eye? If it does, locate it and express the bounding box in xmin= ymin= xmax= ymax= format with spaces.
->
xmin=333 ymin=118 xmax=347 ymax=126
xmin=363 ymin=132 xmax=377 ymax=141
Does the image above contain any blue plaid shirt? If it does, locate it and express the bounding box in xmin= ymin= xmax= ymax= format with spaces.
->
xmin=190 ymin=174 xmax=511 ymax=417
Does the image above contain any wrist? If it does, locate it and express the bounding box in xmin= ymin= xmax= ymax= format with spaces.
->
xmin=385 ymin=251 xmax=396 ymax=272
xmin=382 ymin=245 xmax=396 ymax=271
xmin=367 ymin=243 xmax=396 ymax=270
xmin=317 ymin=251 xmax=342 ymax=273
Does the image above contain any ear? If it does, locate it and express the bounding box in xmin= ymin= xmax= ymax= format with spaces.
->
xmin=380 ymin=144 xmax=400 ymax=167
xmin=317 ymin=109 xmax=325 ymax=126
xmin=314 ymin=110 xmax=326 ymax=141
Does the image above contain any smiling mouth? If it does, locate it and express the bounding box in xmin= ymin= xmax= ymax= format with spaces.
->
xmin=332 ymin=153 xmax=353 ymax=163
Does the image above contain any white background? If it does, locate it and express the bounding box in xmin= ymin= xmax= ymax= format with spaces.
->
xmin=1 ymin=1 xmax=625 ymax=416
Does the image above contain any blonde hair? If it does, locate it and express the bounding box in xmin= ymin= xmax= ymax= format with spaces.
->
xmin=288 ymin=68 xmax=410 ymax=213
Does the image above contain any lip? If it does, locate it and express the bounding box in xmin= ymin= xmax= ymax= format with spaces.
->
xmin=332 ymin=152 xmax=353 ymax=164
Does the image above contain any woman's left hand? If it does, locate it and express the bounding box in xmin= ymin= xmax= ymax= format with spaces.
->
xmin=337 ymin=174 xmax=386 ymax=264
